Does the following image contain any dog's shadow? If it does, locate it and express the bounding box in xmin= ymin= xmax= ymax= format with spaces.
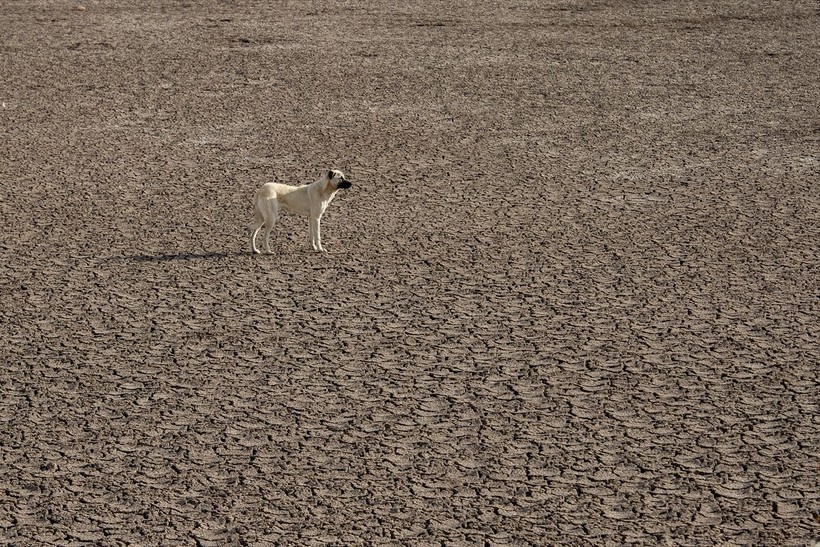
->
xmin=105 ymin=251 xmax=247 ymax=263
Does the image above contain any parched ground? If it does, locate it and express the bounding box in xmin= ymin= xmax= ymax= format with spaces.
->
xmin=1 ymin=0 xmax=818 ymax=545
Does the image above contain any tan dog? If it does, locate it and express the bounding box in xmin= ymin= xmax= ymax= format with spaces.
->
xmin=250 ymin=170 xmax=352 ymax=254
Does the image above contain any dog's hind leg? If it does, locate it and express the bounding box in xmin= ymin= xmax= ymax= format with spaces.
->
xmin=260 ymin=198 xmax=280 ymax=255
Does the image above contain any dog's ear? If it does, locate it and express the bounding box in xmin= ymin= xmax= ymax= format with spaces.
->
xmin=327 ymin=170 xmax=335 ymax=180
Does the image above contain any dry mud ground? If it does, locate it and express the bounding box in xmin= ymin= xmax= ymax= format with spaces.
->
xmin=1 ymin=0 xmax=818 ymax=545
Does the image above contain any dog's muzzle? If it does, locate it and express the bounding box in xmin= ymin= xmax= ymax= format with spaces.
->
xmin=338 ymin=180 xmax=352 ymax=189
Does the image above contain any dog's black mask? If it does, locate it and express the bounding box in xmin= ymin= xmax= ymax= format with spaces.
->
xmin=338 ymin=179 xmax=352 ymax=189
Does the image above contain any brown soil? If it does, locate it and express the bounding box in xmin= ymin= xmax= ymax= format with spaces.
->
xmin=1 ymin=0 xmax=818 ymax=545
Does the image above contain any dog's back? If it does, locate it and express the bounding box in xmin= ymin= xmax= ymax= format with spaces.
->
xmin=255 ymin=182 xmax=309 ymax=215
xmin=255 ymin=182 xmax=299 ymax=201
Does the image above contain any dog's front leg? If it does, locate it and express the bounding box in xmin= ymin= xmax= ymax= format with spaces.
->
xmin=309 ymin=215 xmax=324 ymax=252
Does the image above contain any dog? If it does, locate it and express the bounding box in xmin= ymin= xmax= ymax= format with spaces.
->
xmin=250 ymin=169 xmax=352 ymax=254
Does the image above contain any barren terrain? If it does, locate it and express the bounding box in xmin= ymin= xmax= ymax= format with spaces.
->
xmin=1 ymin=0 xmax=818 ymax=545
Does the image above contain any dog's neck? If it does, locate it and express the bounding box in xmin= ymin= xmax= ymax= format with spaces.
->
xmin=315 ymin=175 xmax=337 ymax=194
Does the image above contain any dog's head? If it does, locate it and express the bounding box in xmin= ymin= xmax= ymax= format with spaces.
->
xmin=328 ymin=170 xmax=352 ymax=190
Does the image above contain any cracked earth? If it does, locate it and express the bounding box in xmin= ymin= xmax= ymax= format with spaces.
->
xmin=1 ymin=0 xmax=818 ymax=545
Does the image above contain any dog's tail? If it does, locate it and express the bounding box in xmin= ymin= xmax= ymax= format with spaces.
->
xmin=248 ymin=195 xmax=264 ymax=234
